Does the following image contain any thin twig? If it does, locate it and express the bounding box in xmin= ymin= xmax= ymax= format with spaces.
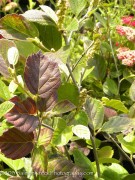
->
xmin=108 ymin=134 xmax=135 ymax=171
xmin=73 ymin=41 xmax=94 ymax=72
xmin=41 ymin=123 xmax=54 ymax=131
xmin=90 ymin=130 xmax=101 ymax=177
xmin=66 ymin=62 xmax=79 ymax=90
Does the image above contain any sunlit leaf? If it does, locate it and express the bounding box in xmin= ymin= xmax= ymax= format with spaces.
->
xmin=36 ymin=127 xmax=53 ymax=147
xmin=102 ymin=97 xmax=128 ymax=113
xmin=5 ymin=97 xmax=39 ymax=133
xmin=51 ymin=119 xmax=73 ymax=146
xmin=40 ymin=5 xmax=58 ymax=23
xmin=22 ymin=9 xmax=56 ymax=26
xmin=0 ymin=154 xmax=24 ymax=171
xmin=0 ymin=101 xmax=14 ymax=118
xmin=0 ymin=14 xmax=39 ymax=40
xmin=69 ymin=0 xmax=87 ymax=16
xmin=129 ymin=80 xmax=135 ymax=101
xmin=66 ymin=18 xmax=79 ymax=31
xmin=0 ymin=128 xmax=34 ymax=159
xmin=0 ymin=79 xmax=12 ymax=100
xmin=32 ymin=145 xmax=48 ymax=174
xmin=72 ymin=125 xmax=90 ymax=140
xmin=117 ymin=132 xmax=135 ymax=154
xmin=101 ymin=116 xmax=131 ymax=133
xmin=24 ymin=51 xmax=61 ymax=99
xmin=100 ymin=163 xmax=128 ymax=180
xmin=97 ymin=146 xmax=114 ymax=159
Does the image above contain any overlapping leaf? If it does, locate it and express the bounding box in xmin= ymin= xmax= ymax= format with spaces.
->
xmin=46 ymin=157 xmax=83 ymax=179
xmin=0 ymin=14 xmax=39 ymax=40
xmin=24 ymin=51 xmax=61 ymax=111
xmin=0 ymin=128 xmax=34 ymax=159
xmin=36 ymin=127 xmax=53 ymax=147
xmin=84 ymin=97 xmax=104 ymax=130
xmin=32 ymin=145 xmax=48 ymax=174
xmin=5 ymin=96 xmax=39 ymax=133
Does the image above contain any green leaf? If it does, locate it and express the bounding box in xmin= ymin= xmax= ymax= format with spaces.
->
xmin=23 ymin=9 xmax=56 ymax=26
xmin=0 ymin=101 xmax=14 ymax=118
xmin=51 ymin=119 xmax=73 ymax=146
xmin=37 ymin=127 xmax=53 ymax=147
xmin=102 ymin=97 xmax=128 ymax=113
xmin=84 ymin=97 xmax=104 ymax=130
xmin=103 ymin=78 xmax=118 ymax=96
xmin=129 ymin=80 xmax=135 ymax=101
xmin=72 ymin=125 xmax=90 ymax=140
xmin=66 ymin=18 xmax=79 ymax=31
xmin=15 ymin=40 xmax=40 ymax=58
xmin=69 ymin=0 xmax=87 ymax=16
xmin=57 ymin=83 xmax=79 ymax=106
xmin=82 ymin=66 xmax=95 ymax=81
xmin=98 ymin=146 xmax=114 ymax=159
xmin=52 ymin=100 xmax=76 ymax=114
xmin=74 ymin=110 xmax=88 ymax=126
xmin=0 ymin=120 xmax=14 ymax=136
xmin=73 ymin=149 xmax=95 ymax=176
xmin=36 ymin=24 xmax=62 ymax=51
xmin=99 ymin=158 xmax=119 ymax=164
xmin=94 ymin=12 xmax=107 ymax=28
xmin=123 ymin=174 xmax=135 ymax=180
xmin=32 ymin=146 xmax=48 ymax=173
xmin=0 ymin=154 xmax=24 ymax=172
xmin=117 ymin=132 xmax=135 ymax=154
xmin=101 ymin=116 xmax=131 ymax=133
xmin=88 ymin=54 xmax=107 ymax=81
xmin=100 ymin=163 xmax=128 ymax=180
xmin=40 ymin=5 xmax=58 ymax=23
xmin=0 ymin=14 xmax=39 ymax=40
xmin=0 ymin=80 xmax=12 ymax=100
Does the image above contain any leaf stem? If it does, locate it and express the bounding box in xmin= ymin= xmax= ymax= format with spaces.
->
xmin=108 ymin=134 xmax=135 ymax=170
xmin=66 ymin=62 xmax=79 ymax=91
xmin=89 ymin=126 xmax=101 ymax=177
xmin=41 ymin=123 xmax=54 ymax=131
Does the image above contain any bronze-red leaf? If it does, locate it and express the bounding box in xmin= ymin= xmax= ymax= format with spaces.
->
xmin=0 ymin=128 xmax=34 ymax=160
xmin=24 ymin=51 xmax=61 ymax=99
xmin=5 ymin=97 xmax=39 ymax=133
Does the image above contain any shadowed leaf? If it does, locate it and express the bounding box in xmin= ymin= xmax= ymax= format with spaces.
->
xmin=0 ymin=55 xmax=9 ymax=78
xmin=101 ymin=116 xmax=131 ymax=133
xmin=32 ymin=145 xmax=48 ymax=174
xmin=24 ymin=51 xmax=61 ymax=99
xmin=5 ymin=97 xmax=39 ymax=133
xmin=84 ymin=97 xmax=104 ymax=130
xmin=0 ymin=14 xmax=39 ymax=40
xmin=0 ymin=39 xmax=16 ymax=77
xmin=46 ymin=157 xmax=83 ymax=179
xmin=0 ymin=128 xmax=34 ymax=159
xmin=37 ymin=92 xmax=57 ymax=112
xmin=53 ymin=100 xmax=76 ymax=114
xmin=57 ymin=83 xmax=79 ymax=106
xmin=104 ymin=107 xmax=117 ymax=119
